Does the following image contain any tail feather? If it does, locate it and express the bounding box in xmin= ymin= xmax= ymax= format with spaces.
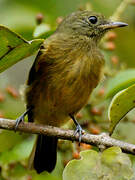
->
xmin=28 ymin=135 xmax=58 ymax=173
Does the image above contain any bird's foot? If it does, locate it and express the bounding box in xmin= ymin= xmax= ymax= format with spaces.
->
xmin=74 ymin=124 xmax=85 ymax=143
xmin=69 ymin=113 xmax=85 ymax=144
xmin=15 ymin=114 xmax=25 ymax=131
xmin=14 ymin=108 xmax=31 ymax=131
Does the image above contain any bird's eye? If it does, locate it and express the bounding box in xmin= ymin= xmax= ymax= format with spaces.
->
xmin=88 ymin=16 xmax=98 ymax=24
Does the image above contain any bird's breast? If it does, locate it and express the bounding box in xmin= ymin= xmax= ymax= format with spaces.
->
xmin=26 ymin=43 xmax=104 ymax=126
xmin=44 ymin=51 xmax=104 ymax=116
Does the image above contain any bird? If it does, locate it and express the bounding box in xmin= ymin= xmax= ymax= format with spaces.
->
xmin=15 ymin=10 xmax=128 ymax=174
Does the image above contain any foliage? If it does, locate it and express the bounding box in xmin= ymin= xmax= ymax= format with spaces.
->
xmin=0 ymin=25 xmax=43 ymax=73
xmin=108 ymin=84 xmax=135 ymax=135
xmin=63 ymin=147 xmax=134 ymax=180
xmin=106 ymin=69 xmax=135 ymax=98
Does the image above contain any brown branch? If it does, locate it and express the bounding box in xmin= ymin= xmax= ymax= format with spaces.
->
xmin=0 ymin=118 xmax=135 ymax=155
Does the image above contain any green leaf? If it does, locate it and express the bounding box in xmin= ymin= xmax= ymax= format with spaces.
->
xmin=3 ymin=163 xmax=29 ymax=180
xmin=63 ymin=150 xmax=99 ymax=180
xmin=106 ymin=69 xmax=135 ymax=98
xmin=112 ymin=122 xmax=135 ymax=144
xmin=101 ymin=147 xmax=133 ymax=179
xmin=0 ymin=136 xmax=35 ymax=165
xmin=0 ymin=25 xmax=44 ymax=72
xmin=63 ymin=148 xmax=133 ymax=180
xmin=0 ymin=130 xmax=25 ymax=152
xmin=108 ymin=84 xmax=135 ymax=135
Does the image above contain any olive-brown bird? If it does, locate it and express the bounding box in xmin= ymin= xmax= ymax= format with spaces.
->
xmin=15 ymin=10 xmax=127 ymax=173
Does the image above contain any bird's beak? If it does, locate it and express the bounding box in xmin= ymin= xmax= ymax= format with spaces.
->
xmin=99 ymin=21 xmax=128 ymax=30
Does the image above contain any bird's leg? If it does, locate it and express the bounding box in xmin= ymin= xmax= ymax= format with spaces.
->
xmin=15 ymin=108 xmax=32 ymax=131
xmin=69 ymin=114 xmax=84 ymax=143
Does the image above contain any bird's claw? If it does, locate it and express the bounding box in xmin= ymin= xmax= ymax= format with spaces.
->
xmin=74 ymin=124 xmax=84 ymax=143
xmin=14 ymin=116 xmax=24 ymax=131
xmin=14 ymin=108 xmax=32 ymax=132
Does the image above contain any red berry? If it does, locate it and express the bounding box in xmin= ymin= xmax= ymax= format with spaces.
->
xmin=72 ymin=152 xmax=80 ymax=159
xmin=0 ymin=111 xmax=4 ymax=118
xmin=0 ymin=92 xmax=5 ymax=102
xmin=106 ymin=31 xmax=117 ymax=41
xmin=89 ymin=124 xmax=101 ymax=135
xmin=104 ymin=42 xmax=116 ymax=51
xmin=36 ymin=13 xmax=44 ymax=24
xmin=6 ymin=86 xmax=19 ymax=98
xmin=111 ymin=56 xmax=119 ymax=65
xmin=81 ymin=143 xmax=92 ymax=150
xmin=91 ymin=107 xmax=102 ymax=116
xmin=76 ymin=112 xmax=83 ymax=119
xmin=98 ymin=88 xmax=105 ymax=96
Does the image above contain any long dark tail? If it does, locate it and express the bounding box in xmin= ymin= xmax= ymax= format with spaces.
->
xmin=27 ymin=106 xmax=57 ymax=173
xmin=29 ymin=135 xmax=58 ymax=173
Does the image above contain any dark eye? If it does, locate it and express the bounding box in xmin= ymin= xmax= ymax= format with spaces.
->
xmin=88 ymin=16 xmax=98 ymax=24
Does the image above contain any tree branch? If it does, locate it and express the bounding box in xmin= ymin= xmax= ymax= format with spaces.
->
xmin=111 ymin=0 xmax=132 ymax=21
xmin=0 ymin=118 xmax=135 ymax=155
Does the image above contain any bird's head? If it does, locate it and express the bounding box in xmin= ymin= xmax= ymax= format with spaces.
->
xmin=57 ymin=11 xmax=128 ymax=43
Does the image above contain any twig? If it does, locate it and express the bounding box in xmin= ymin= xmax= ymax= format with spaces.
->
xmin=111 ymin=0 xmax=132 ymax=21
xmin=102 ymin=0 xmax=131 ymax=43
xmin=0 ymin=118 xmax=135 ymax=155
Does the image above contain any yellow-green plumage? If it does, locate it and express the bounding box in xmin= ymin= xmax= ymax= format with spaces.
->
xmin=26 ymin=32 xmax=104 ymax=126
xmin=25 ymin=10 xmax=127 ymax=173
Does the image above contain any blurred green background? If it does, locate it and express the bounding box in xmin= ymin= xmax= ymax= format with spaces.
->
xmin=0 ymin=0 xmax=135 ymax=179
